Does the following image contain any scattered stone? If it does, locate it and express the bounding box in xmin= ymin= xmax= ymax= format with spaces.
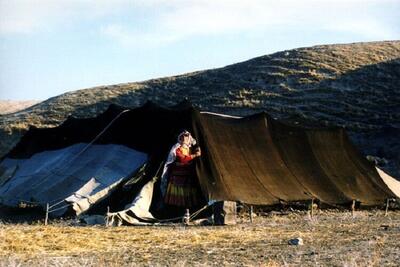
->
xmin=288 ymin=237 xmax=304 ymax=246
xmin=380 ymin=224 xmax=390 ymax=230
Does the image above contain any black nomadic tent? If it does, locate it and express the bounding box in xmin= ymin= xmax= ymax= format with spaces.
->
xmin=0 ymin=101 xmax=399 ymax=224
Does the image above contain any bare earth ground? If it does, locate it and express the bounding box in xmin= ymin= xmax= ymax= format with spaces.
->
xmin=1 ymin=210 xmax=399 ymax=266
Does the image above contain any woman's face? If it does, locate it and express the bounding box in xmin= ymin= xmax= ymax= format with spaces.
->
xmin=181 ymin=135 xmax=190 ymax=145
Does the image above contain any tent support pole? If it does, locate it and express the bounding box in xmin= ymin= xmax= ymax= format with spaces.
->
xmin=184 ymin=209 xmax=190 ymax=225
xmin=351 ymin=200 xmax=356 ymax=217
xmin=385 ymin=199 xmax=389 ymax=217
xmin=249 ymin=205 xmax=253 ymax=223
xmin=106 ymin=206 xmax=110 ymax=226
xmin=45 ymin=203 xmax=49 ymax=226
xmin=310 ymin=199 xmax=314 ymax=218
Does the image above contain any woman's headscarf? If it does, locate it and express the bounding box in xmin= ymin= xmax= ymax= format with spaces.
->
xmin=177 ymin=130 xmax=196 ymax=146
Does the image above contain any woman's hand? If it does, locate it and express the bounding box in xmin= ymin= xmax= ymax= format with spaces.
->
xmin=192 ymin=148 xmax=201 ymax=158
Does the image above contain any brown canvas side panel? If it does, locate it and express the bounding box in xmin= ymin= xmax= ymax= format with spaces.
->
xmin=269 ymin=119 xmax=351 ymax=204
xmin=233 ymin=115 xmax=310 ymax=202
xmin=192 ymin=109 xmax=393 ymax=206
xmin=342 ymin=133 xmax=396 ymax=198
xmin=307 ymin=130 xmax=391 ymax=205
xmin=191 ymin=112 xmax=231 ymax=201
xmin=194 ymin=113 xmax=277 ymax=204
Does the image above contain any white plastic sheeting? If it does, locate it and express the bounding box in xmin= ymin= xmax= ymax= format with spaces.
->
xmin=0 ymin=143 xmax=147 ymax=215
xmin=377 ymin=167 xmax=400 ymax=198
xmin=107 ymin=177 xmax=157 ymax=226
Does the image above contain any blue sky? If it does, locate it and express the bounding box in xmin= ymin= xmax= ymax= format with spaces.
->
xmin=0 ymin=0 xmax=399 ymax=100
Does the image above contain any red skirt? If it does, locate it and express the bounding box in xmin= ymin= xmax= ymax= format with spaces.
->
xmin=164 ymin=164 xmax=200 ymax=207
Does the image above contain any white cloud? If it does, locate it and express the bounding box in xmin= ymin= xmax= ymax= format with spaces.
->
xmin=100 ymin=24 xmax=179 ymax=47
xmin=101 ymin=0 xmax=301 ymax=46
xmin=324 ymin=20 xmax=397 ymax=40
xmin=0 ymin=0 xmax=53 ymax=34
xmin=100 ymin=0 xmax=400 ymax=46
xmin=0 ymin=0 xmax=131 ymax=34
xmin=1 ymin=0 xmax=398 ymax=44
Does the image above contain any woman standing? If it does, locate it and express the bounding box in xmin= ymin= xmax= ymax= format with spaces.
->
xmin=163 ymin=130 xmax=201 ymax=208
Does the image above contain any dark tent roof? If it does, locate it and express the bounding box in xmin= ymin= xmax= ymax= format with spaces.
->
xmin=6 ymin=101 xmax=193 ymax=159
xmin=3 ymin=101 xmax=398 ymax=207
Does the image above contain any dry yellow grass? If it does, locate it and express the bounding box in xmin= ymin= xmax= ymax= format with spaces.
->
xmin=1 ymin=210 xmax=400 ymax=266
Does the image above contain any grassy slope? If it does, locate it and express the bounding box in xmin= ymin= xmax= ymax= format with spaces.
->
xmin=0 ymin=41 xmax=399 ymax=175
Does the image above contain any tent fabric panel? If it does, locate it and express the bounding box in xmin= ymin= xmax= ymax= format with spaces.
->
xmin=269 ymin=119 xmax=352 ymax=204
xmin=191 ymin=113 xmax=227 ymax=201
xmin=107 ymin=178 xmax=157 ymax=226
xmin=376 ymin=167 xmax=400 ymax=198
xmin=234 ymin=115 xmax=310 ymax=201
xmin=65 ymin=177 xmax=101 ymax=203
xmin=6 ymin=102 xmax=194 ymax=160
xmin=306 ymin=130 xmax=392 ymax=205
xmin=0 ymin=163 xmax=51 ymax=206
xmin=0 ymin=144 xmax=147 ymax=211
xmin=194 ymin=111 xmax=397 ymax=206
xmin=195 ymin=114 xmax=278 ymax=204
xmin=0 ymin=165 xmax=18 ymax=187
xmin=0 ymin=144 xmax=91 ymax=205
xmin=341 ymin=134 xmax=397 ymax=198
xmin=70 ymin=177 xmax=126 ymax=215
xmin=193 ymin=112 xmax=240 ymax=202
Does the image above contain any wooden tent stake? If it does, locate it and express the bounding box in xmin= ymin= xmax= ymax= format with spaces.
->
xmin=249 ymin=205 xmax=254 ymax=223
xmin=310 ymin=199 xmax=314 ymax=218
xmin=351 ymin=200 xmax=356 ymax=217
xmin=45 ymin=203 xmax=49 ymax=226
xmin=385 ymin=199 xmax=389 ymax=217
xmin=106 ymin=206 xmax=110 ymax=226
xmin=183 ymin=209 xmax=190 ymax=225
